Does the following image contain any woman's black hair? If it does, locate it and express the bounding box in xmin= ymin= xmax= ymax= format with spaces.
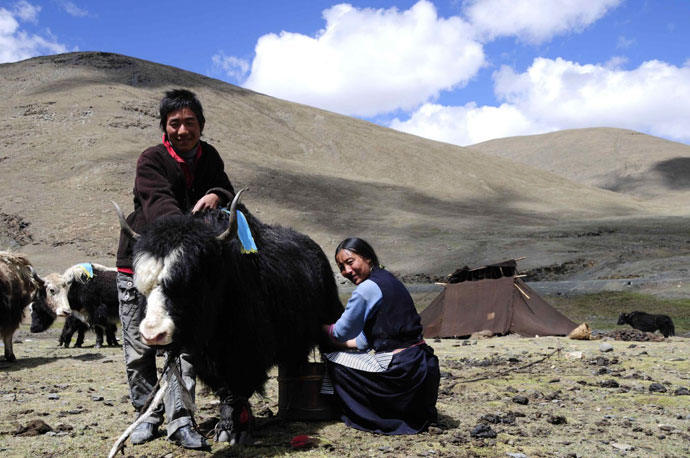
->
xmin=159 ymin=89 xmax=206 ymax=132
xmin=335 ymin=237 xmax=379 ymax=268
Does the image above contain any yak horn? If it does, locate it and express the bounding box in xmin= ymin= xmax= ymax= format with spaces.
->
xmin=217 ymin=188 xmax=247 ymax=242
xmin=29 ymin=265 xmax=45 ymax=287
xmin=112 ymin=201 xmax=141 ymax=240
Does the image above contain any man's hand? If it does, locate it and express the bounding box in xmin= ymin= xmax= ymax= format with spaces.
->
xmin=192 ymin=193 xmax=221 ymax=213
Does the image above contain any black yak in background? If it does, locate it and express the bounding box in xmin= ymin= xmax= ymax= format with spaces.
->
xmin=617 ymin=311 xmax=675 ymax=338
xmin=31 ymin=263 xmax=120 ymax=347
xmin=30 ymin=298 xmax=118 ymax=348
xmin=115 ymin=189 xmax=343 ymax=444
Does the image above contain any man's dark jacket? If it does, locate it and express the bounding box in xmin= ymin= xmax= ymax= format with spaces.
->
xmin=116 ymin=140 xmax=235 ymax=270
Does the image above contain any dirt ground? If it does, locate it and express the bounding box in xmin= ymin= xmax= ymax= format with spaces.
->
xmin=1 ymin=321 xmax=689 ymax=458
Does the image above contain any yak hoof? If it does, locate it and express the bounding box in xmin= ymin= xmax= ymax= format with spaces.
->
xmin=214 ymin=427 xmax=251 ymax=445
xmin=236 ymin=431 xmax=251 ymax=445
xmin=5 ymin=353 xmax=16 ymax=362
xmin=229 ymin=431 xmax=251 ymax=446
xmin=215 ymin=429 xmax=230 ymax=443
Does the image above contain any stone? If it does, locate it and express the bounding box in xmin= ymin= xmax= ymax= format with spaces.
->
xmin=512 ymin=395 xmax=529 ymax=405
xmin=470 ymin=424 xmax=497 ymax=439
xmin=547 ymin=415 xmax=567 ymax=425
xmin=649 ymin=383 xmax=667 ymax=393
xmin=599 ymin=343 xmax=614 ymax=352
xmin=600 ymin=379 xmax=619 ymax=388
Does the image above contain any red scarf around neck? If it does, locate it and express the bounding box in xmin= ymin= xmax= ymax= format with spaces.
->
xmin=162 ymin=134 xmax=202 ymax=189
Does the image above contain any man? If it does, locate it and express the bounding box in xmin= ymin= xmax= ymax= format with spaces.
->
xmin=116 ymin=89 xmax=235 ymax=449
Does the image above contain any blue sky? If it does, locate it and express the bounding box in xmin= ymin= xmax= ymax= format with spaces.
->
xmin=2 ymin=0 xmax=689 ymax=146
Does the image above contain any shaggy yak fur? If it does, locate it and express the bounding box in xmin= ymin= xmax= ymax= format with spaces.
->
xmin=0 ymin=252 xmax=47 ymax=361
xmin=119 ymin=191 xmax=344 ymax=443
xmin=617 ymin=311 xmax=675 ymax=338
xmin=38 ymin=264 xmax=120 ymax=347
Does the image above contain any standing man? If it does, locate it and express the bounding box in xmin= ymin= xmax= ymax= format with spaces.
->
xmin=116 ymin=89 xmax=235 ymax=449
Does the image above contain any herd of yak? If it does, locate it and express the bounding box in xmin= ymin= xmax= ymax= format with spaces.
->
xmin=0 ymin=190 xmax=677 ymax=444
xmin=2 ymin=190 xmax=343 ymax=443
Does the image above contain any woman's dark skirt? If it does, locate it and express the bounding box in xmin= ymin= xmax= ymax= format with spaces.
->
xmin=326 ymin=344 xmax=440 ymax=435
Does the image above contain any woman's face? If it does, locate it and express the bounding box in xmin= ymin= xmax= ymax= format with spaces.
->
xmin=336 ymin=249 xmax=372 ymax=285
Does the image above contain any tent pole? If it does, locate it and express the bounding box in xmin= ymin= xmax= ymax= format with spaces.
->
xmin=514 ymin=282 xmax=531 ymax=299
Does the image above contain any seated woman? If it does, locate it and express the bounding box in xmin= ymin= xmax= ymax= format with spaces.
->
xmin=322 ymin=237 xmax=440 ymax=435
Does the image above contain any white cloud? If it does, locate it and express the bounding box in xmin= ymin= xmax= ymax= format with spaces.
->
xmin=59 ymin=1 xmax=89 ymax=18
xmin=0 ymin=2 xmax=68 ymax=63
xmin=242 ymin=0 xmax=484 ymax=117
xmin=390 ymin=101 xmax=542 ymax=146
xmin=212 ymin=52 xmax=250 ymax=82
xmin=14 ymin=0 xmax=40 ymax=22
xmin=392 ymin=57 xmax=690 ymax=145
xmin=463 ymin=0 xmax=622 ymax=44
xmin=616 ymin=35 xmax=634 ymax=49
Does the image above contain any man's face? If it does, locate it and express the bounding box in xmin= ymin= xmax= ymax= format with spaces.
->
xmin=165 ymin=107 xmax=201 ymax=152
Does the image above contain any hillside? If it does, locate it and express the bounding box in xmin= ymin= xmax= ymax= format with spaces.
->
xmin=467 ymin=127 xmax=690 ymax=206
xmin=1 ymin=52 xmax=688 ymax=282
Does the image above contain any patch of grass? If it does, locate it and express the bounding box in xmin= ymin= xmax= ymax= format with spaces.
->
xmin=606 ymin=393 xmax=682 ymax=409
xmin=545 ymin=291 xmax=690 ymax=332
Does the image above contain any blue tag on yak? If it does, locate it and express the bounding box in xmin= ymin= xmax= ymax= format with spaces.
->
xmin=219 ymin=208 xmax=258 ymax=254
xmin=77 ymin=262 xmax=94 ymax=279
xmin=236 ymin=210 xmax=258 ymax=254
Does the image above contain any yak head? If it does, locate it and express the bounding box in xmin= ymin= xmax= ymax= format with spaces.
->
xmin=114 ymin=189 xmax=247 ymax=347
xmin=616 ymin=313 xmax=629 ymax=325
xmin=45 ymin=264 xmax=100 ymax=317
xmin=27 ymin=266 xmax=51 ymax=332
xmin=30 ymin=290 xmax=57 ymax=333
xmin=44 ymin=272 xmax=72 ymax=317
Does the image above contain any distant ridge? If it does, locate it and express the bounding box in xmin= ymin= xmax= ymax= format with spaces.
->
xmin=468 ymin=127 xmax=690 ymax=203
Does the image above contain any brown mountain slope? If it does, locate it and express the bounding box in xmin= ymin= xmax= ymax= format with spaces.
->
xmin=0 ymin=52 xmax=687 ymax=281
xmin=467 ymin=127 xmax=690 ymax=205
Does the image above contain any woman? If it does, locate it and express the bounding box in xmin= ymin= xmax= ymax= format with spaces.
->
xmin=323 ymin=237 xmax=440 ymax=435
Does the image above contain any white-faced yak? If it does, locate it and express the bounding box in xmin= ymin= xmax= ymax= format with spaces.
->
xmin=32 ymin=263 xmax=120 ymax=347
xmin=115 ymin=189 xmax=343 ymax=444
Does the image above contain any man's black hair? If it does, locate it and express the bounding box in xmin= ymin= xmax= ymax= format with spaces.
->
xmin=335 ymin=237 xmax=380 ymax=268
xmin=159 ymin=89 xmax=206 ymax=132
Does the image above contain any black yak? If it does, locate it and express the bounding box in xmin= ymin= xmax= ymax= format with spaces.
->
xmin=30 ymin=298 xmax=118 ymax=348
xmin=115 ymin=189 xmax=343 ymax=443
xmin=40 ymin=264 xmax=120 ymax=347
xmin=617 ymin=311 xmax=675 ymax=338
xmin=1 ymin=252 xmax=47 ymax=361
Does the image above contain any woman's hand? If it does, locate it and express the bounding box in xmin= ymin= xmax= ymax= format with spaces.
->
xmin=322 ymin=324 xmax=358 ymax=350
xmin=343 ymin=338 xmax=358 ymax=349
xmin=325 ymin=338 xmax=358 ymax=351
